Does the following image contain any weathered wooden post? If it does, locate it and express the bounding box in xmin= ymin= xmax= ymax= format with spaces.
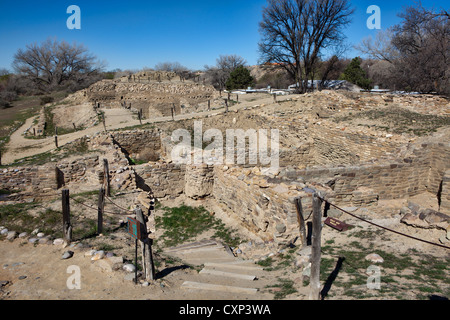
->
xmin=97 ymin=188 xmax=105 ymax=235
xmin=295 ymin=197 xmax=307 ymax=248
xmin=103 ymin=159 xmax=110 ymax=197
xmin=102 ymin=113 xmax=107 ymax=132
xmin=135 ymin=207 xmax=155 ymax=282
xmin=208 ymin=100 xmax=211 ymax=111
xmin=310 ymin=193 xmax=323 ymax=300
xmin=171 ymin=106 xmax=175 ymax=121
xmin=225 ymin=99 xmax=229 ymax=114
xmin=62 ymin=189 xmax=72 ymax=244
xmin=236 ymin=94 xmax=239 ymax=102
xmin=54 ymin=127 xmax=58 ymax=148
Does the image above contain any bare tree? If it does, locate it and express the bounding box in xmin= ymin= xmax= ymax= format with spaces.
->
xmin=204 ymin=55 xmax=247 ymax=91
xmin=357 ymin=3 xmax=449 ymax=95
xmin=258 ymin=0 xmax=354 ymax=93
xmin=12 ymin=38 xmax=104 ymax=93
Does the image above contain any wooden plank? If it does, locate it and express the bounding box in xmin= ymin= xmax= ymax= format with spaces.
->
xmin=181 ymin=281 xmax=258 ymax=294
xmin=199 ymin=268 xmax=257 ymax=281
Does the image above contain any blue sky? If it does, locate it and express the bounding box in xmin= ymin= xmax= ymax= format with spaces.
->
xmin=0 ymin=1 xmax=448 ymax=72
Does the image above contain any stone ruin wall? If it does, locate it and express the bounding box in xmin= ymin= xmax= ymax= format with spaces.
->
xmin=84 ymin=79 xmax=218 ymax=118
xmin=1 ymin=129 xmax=448 ymax=243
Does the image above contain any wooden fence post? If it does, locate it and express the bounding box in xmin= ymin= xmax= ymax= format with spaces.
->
xmin=295 ymin=197 xmax=307 ymax=248
xmin=62 ymin=189 xmax=72 ymax=244
xmin=102 ymin=114 xmax=107 ymax=132
xmin=138 ymin=109 xmax=142 ymax=125
xmin=97 ymin=188 xmax=105 ymax=235
xmin=54 ymin=126 xmax=58 ymax=148
xmin=309 ymin=193 xmax=323 ymax=300
xmin=208 ymin=100 xmax=211 ymax=111
xmin=103 ymin=159 xmax=110 ymax=197
xmin=225 ymin=99 xmax=229 ymax=113
xmin=135 ymin=207 xmax=155 ymax=282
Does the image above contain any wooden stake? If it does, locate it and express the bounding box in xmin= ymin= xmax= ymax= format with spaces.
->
xmin=138 ymin=109 xmax=142 ymax=125
xmin=310 ymin=193 xmax=323 ymax=300
xmin=61 ymin=189 xmax=72 ymax=244
xmin=295 ymin=197 xmax=307 ymax=248
xmin=103 ymin=159 xmax=110 ymax=197
xmin=135 ymin=207 xmax=155 ymax=282
xmin=225 ymin=99 xmax=229 ymax=113
xmin=97 ymin=188 xmax=105 ymax=235
xmin=54 ymin=135 xmax=58 ymax=149
xmin=102 ymin=114 xmax=107 ymax=132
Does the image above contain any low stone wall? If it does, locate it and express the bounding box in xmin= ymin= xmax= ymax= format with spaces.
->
xmin=133 ymin=163 xmax=185 ymax=199
xmin=212 ymin=166 xmax=321 ymax=243
xmin=56 ymin=155 xmax=99 ymax=186
xmin=0 ymin=165 xmax=57 ymax=198
xmin=110 ymin=130 xmax=162 ymax=159
xmin=289 ymin=142 xmax=449 ymax=206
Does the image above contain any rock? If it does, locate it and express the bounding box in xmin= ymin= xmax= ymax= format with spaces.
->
xmin=62 ymin=251 xmax=74 ymax=260
xmin=28 ymin=238 xmax=39 ymax=244
xmin=53 ymin=238 xmax=65 ymax=246
xmin=18 ymin=276 xmax=27 ymax=280
xmin=0 ymin=228 xmax=9 ymax=236
xmin=439 ymin=234 xmax=449 ymax=244
xmin=18 ymin=232 xmax=28 ymax=239
xmin=38 ymin=237 xmax=51 ymax=245
xmin=84 ymin=249 xmax=96 ymax=257
xmin=365 ymin=253 xmax=384 ymax=264
xmin=276 ymin=223 xmax=287 ymax=233
xmin=302 ymin=263 xmax=311 ymax=277
xmin=36 ymin=232 xmax=45 ymax=238
xmin=447 ymin=226 xmax=450 ymax=240
xmin=91 ymin=250 xmax=105 ymax=261
xmin=6 ymin=231 xmax=17 ymax=241
xmin=123 ymin=264 xmax=136 ymax=272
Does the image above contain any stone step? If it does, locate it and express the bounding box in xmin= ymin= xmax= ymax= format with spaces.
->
xmin=181 ymin=281 xmax=258 ymax=295
xmin=204 ymin=262 xmax=264 ymax=271
xmin=165 ymin=239 xmax=219 ymax=252
xmin=199 ymin=268 xmax=257 ymax=281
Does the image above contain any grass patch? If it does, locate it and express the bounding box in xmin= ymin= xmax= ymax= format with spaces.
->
xmin=266 ymin=278 xmax=297 ymax=300
xmin=155 ymin=205 xmax=241 ymax=248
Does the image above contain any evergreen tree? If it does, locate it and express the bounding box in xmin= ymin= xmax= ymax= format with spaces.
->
xmin=340 ymin=57 xmax=372 ymax=90
xmin=225 ymin=66 xmax=255 ymax=91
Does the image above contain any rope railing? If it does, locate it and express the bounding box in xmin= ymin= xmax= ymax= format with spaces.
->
xmin=316 ymin=195 xmax=450 ymax=250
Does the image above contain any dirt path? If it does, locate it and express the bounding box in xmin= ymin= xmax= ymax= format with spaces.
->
xmin=2 ymin=94 xmax=286 ymax=165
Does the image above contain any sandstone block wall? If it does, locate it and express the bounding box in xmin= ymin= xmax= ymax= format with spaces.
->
xmin=291 ymin=142 xmax=449 ymax=206
xmin=110 ymin=130 xmax=162 ymax=158
xmin=0 ymin=165 xmax=56 ymax=198
xmin=133 ymin=163 xmax=185 ymax=199
xmin=212 ymin=167 xmax=317 ymax=243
